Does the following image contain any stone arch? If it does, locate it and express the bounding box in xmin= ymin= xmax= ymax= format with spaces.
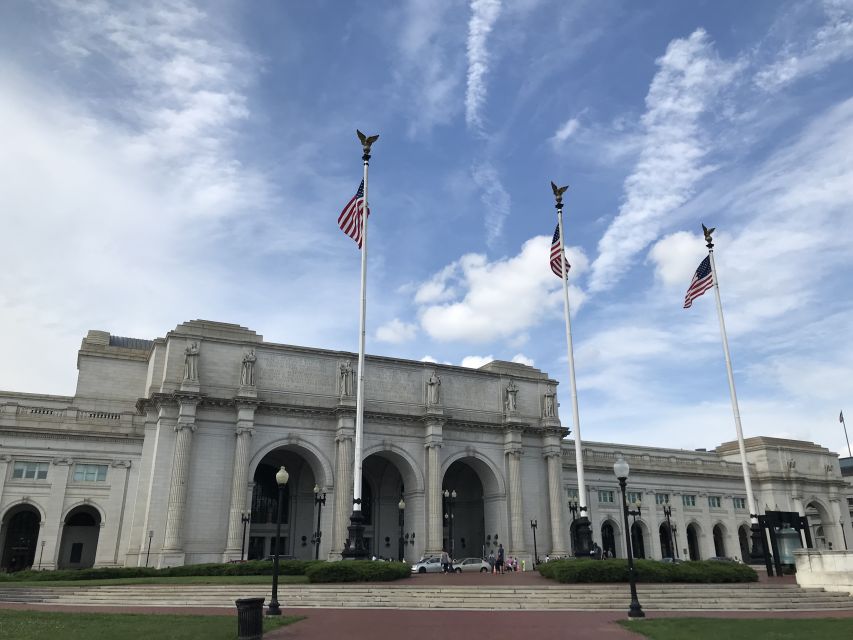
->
xmin=248 ymin=437 xmax=334 ymax=491
xmin=601 ymin=518 xmax=620 ymax=558
xmin=712 ymin=522 xmax=727 ymax=558
xmin=58 ymin=504 xmax=102 ymax=569
xmin=738 ymin=523 xmax=751 ymax=560
xmin=440 ymin=450 xmax=505 ymax=498
xmin=686 ymin=520 xmax=702 ymax=560
xmin=0 ymin=498 xmax=46 ymax=524
xmin=804 ymin=497 xmax=835 ymax=549
xmin=61 ymin=500 xmax=107 ymax=526
xmin=630 ymin=519 xmax=649 ymax=559
xmin=362 ymin=443 xmax=425 ymax=494
xmin=659 ymin=521 xmax=675 ymax=558
xmin=0 ymin=503 xmax=42 ymax=572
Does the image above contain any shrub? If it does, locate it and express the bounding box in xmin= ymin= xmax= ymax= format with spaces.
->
xmin=537 ymin=559 xmax=757 ymax=583
xmin=305 ymin=561 xmax=410 ymax=583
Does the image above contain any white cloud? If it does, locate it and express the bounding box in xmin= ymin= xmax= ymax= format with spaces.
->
xmin=550 ymin=117 xmax=580 ymax=146
xmin=588 ymin=29 xmax=741 ymax=292
xmin=461 ymin=355 xmax=494 ymax=368
xmin=417 ymin=235 xmax=588 ymax=342
xmin=755 ymin=0 xmax=853 ymax=91
xmin=466 ymin=0 xmax=502 ymax=131
xmin=376 ymin=318 xmax=418 ymax=344
xmin=511 ymin=353 xmax=534 ymax=367
xmin=414 ymin=263 xmax=459 ymax=304
xmin=648 ymin=231 xmax=708 ymax=288
xmin=472 ymin=162 xmax=511 ymax=246
xmin=420 ymin=355 xmax=438 ymax=363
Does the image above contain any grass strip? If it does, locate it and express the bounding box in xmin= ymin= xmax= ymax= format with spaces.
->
xmin=619 ymin=617 xmax=853 ymax=640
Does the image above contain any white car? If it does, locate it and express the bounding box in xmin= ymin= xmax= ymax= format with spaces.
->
xmin=411 ymin=556 xmax=443 ymax=573
xmin=452 ymin=557 xmax=491 ymax=573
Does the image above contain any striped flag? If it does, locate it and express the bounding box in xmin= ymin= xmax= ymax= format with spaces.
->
xmin=550 ymin=224 xmax=570 ymax=278
xmin=338 ymin=180 xmax=369 ymax=248
xmin=683 ymin=256 xmax=713 ymax=309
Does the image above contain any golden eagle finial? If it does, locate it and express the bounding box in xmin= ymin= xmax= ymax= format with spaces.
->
xmin=357 ymin=129 xmax=379 ymax=157
xmin=702 ymin=223 xmax=715 ymax=248
xmin=550 ymin=181 xmax=569 ymax=207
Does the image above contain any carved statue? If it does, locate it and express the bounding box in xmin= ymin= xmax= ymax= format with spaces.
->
xmin=183 ymin=342 xmax=199 ymax=381
xmin=357 ymin=129 xmax=380 ymax=156
xmin=240 ymin=349 xmax=256 ymax=387
xmin=544 ymin=387 xmax=556 ymax=418
xmin=505 ymin=379 xmax=519 ymax=413
xmin=339 ymin=360 xmax=354 ymax=397
xmin=426 ymin=371 xmax=441 ymax=406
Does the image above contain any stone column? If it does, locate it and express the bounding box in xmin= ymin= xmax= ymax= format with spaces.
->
xmin=424 ymin=415 xmax=444 ymax=556
xmin=223 ymin=401 xmax=257 ymax=561
xmin=160 ymin=395 xmax=199 ymax=566
xmin=0 ymin=454 xmax=10 ymax=499
xmin=331 ymin=407 xmax=355 ymax=559
xmin=40 ymin=458 xmax=72 ymax=570
xmin=503 ymin=425 xmax=526 ymax=557
xmin=544 ymin=445 xmax=568 ymax=556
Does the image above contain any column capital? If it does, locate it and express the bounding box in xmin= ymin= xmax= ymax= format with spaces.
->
xmin=52 ymin=457 xmax=74 ymax=466
xmin=424 ymin=439 xmax=443 ymax=450
xmin=543 ymin=449 xmax=561 ymax=460
xmin=0 ymin=454 xmax=11 ymax=463
xmin=235 ymin=426 xmax=255 ymax=438
xmin=175 ymin=421 xmax=197 ymax=433
xmin=110 ymin=459 xmax=132 ymax=468
xmin=504 ymin=446 xmax=522 ymax=458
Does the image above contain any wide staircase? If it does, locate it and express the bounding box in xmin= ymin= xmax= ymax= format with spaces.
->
xmin=2 ymin=583 xmax=853 ymax=611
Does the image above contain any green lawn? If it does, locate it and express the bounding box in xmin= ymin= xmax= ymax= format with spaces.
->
xmin=0 ymin=609 xmax=301 ymax=640
xmin=0 ymin=574 xmax=309 ymax=587
xmin=620 ymin=618 xmax=853 ymax=639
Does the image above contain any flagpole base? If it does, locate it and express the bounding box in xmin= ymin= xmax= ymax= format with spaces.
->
xmin=573 ymin=516 xmax=593 ymax=558
xmin=341 ymin=509 xmax=370 ymax=560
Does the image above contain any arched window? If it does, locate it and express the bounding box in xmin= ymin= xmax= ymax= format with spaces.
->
xmin=601 ymin=521 xmax=617 ymax=558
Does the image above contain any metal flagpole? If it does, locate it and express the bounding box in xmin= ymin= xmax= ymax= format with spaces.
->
xmin=703 ymin=225 xmax=762 ymax=562
xmin=552 ymin=182 xmax=592 ymax=557
xmin=841 ymin=411 xmax=852 ymax=458
xmin=343 ymin=130 xmax=378 ymax=559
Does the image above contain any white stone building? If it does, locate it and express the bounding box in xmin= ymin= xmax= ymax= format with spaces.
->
xmin=1 ymin=320 xmax=850 ymax=570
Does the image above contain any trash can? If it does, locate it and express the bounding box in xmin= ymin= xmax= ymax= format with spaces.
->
xmin=235 ymin=597 xmax=265 ymax=640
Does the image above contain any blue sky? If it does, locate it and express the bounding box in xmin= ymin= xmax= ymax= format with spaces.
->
xmin=1 ymin=0 xmax=852 ymax=455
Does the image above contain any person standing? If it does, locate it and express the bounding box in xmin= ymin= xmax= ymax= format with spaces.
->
xmin=488 ymin=550 xmax=496 ymax=574
xmin=497 ymin=543 xmax=506 ymax=574
xmin=440 ymin=549 xmax=451 ymax=574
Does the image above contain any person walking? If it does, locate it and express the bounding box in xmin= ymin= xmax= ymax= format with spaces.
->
xmin=497 ymin=543 xmax=506 ymax=574
xmin=488 ymin=550 xmax=496 ymax=574
xmin=440 ymin=549 xmax=451 ymax=574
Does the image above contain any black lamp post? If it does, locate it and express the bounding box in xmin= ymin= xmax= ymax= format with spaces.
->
xmin=443 ymin=489 xmax=456 ymax=556
xmin=313 ymin=484 xmax=326 ymax=561
xmin=240 ymin=513 xmax=250 ymax=561
xmin=267 ymin=465 xmax=289 ymax=617
xmin=530 ymin=519 xmax=539 ymax=566
xmin=614 ymin=457 xmax=644 ymax=619
xmin=145 ymin=530 xmax=153 ymax=567
xmin=568 ymin=499 xmax=580 ymax=521
xmin=662 ymin=505 xmax=677 ymax=559
xmin=398 ymin=497 xmax=406 ymax=562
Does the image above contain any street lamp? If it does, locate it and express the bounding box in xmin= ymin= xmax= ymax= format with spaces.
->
xmin=240 ymin=513 xmax=250 ymax=561
xmin=613 ymin=457 xmax=644 ymax=619
xmin=443 ymin=489 xmax=457 ymax=557
xmin=398 ymin=497 xmax=406 ymax=562
xmin=267 ymin=466 xmax=289 ymax=617
xmin=662 ymin=504 xmax=677 ymax=559
xmin=568 ymin=498 xmax=581 ymax=521
xmin=313 ymin=484 xmax=326 ymax=561
xmin=145 ymin=531 xmax=153 ymax=567
xmin=530 ymin=519 xmax=539 ymax=566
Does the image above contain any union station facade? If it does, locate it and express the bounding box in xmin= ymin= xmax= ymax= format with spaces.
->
xmin=1 ymin=320 xmax=850 ymax=571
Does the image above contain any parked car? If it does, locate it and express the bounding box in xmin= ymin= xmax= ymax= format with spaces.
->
xmin=411 ymin=556 xmax=443 ymax=573
xmin=452 ymin=557 xmax=491 ymax=573
xmin=708 ymin=556 xmax=736 ymax=563
xmin=659 ymin=557 xmax=685 ymax=564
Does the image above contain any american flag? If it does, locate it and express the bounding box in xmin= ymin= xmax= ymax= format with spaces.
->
xmin=683 ymin=256 xmax=713 ymax=308
xmin=550 ymin=224 xmax=570 ymax=278
xmin=338 ymin=180 xmax=369 ymax=248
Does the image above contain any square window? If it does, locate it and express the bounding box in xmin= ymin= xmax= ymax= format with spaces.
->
xmin=682 ymin=495 xmax=696 ymax=507
xmin=655 ymin=493 xmax=670 ymax=505
xmin=627 ymin=491 xmax=643 ymax=504
xmin=598 ymin=491 xmax=614 ymax=504
xmin=13 ymin=462 xmax=48 ymax=480
xmin=709 ymin=496 xmax=722 ymax=509
xmin=733 ymin=497 xmax=746 ymax=510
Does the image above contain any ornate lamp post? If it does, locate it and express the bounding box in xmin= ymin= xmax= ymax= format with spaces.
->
xmin=613 ymin=457 xmax=644 ymax=619
xmin=267 ymin=466 xmax=289 ymax=617
xmin=530 ymin=519 xmax=539 ymax=566
xmin=313 ymin=484 xmax=326 ymax=561
xmin=443 ymin=489 xmax=456 ymax=557
xmin=398 ymin=497 xmax=406 ymax=562
xmin=240 ymin=513 xmax=250 ymax=562
xmin=662 ymin=504 xmax=677 ymax=559
xmin=568 ymin=498 xmax=581 ymax=521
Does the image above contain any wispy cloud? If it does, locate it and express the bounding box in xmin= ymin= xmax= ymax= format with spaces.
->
xmin=466 ymin=0 xmax=502 ymax=131
xmin=755 ymin=0 xmax=853 ymax=91
xmin=376 ymin=318 xmax=418 ymax=344
xmin=471 ymin=162 xmax=511 ymax=247
xmin=550 ymin=117 xmax=580 ymax=147
xmin=588 ymin=29 xmax=741 ymax=292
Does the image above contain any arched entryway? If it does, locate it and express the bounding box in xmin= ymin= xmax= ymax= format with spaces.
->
xmin=630 ymin=521 xmax=647 ymax=559
xmin=738 ymin=524 xmax=750 ymax=561
xmin=712 ymin=523 xmax=727 ymax=558
xmin=442 ymin=460 xmax=486 ymax=558
xmin=248 ymin=446 xmax=321 ymax=561
xmin=805 ymin=500 xmax=835 ymax=550
xmin=687 ymin=523 xmax=701 ymax=560
xmin=601 ymin=520 xmax=618 ymax=558
xmin=659 ymin=522 xmax=674 ymax=559
xmin=58 ymin=506 xmax=101 ymax=569
xmin=1 ymin=505 xmax=41 ymax=572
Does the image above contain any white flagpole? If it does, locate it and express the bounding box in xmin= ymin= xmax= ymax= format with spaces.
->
xmin=703 ymin=227 xmax=759 ymax=528
xmin=552 ymin=182 xmax=590 ymax=555
xmin=841 ymin=412 xmax=852 ymax=458
xmin=347 ymin=130 xmax=377 ymax=557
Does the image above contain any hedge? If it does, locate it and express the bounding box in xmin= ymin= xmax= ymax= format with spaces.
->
xmin=305 ymin=561 xmax=410 ymax=583
xmin=537 ymin=559 xmax=758 ymax=583
xmin=0 ymin=560 xmax=325 ymax=582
